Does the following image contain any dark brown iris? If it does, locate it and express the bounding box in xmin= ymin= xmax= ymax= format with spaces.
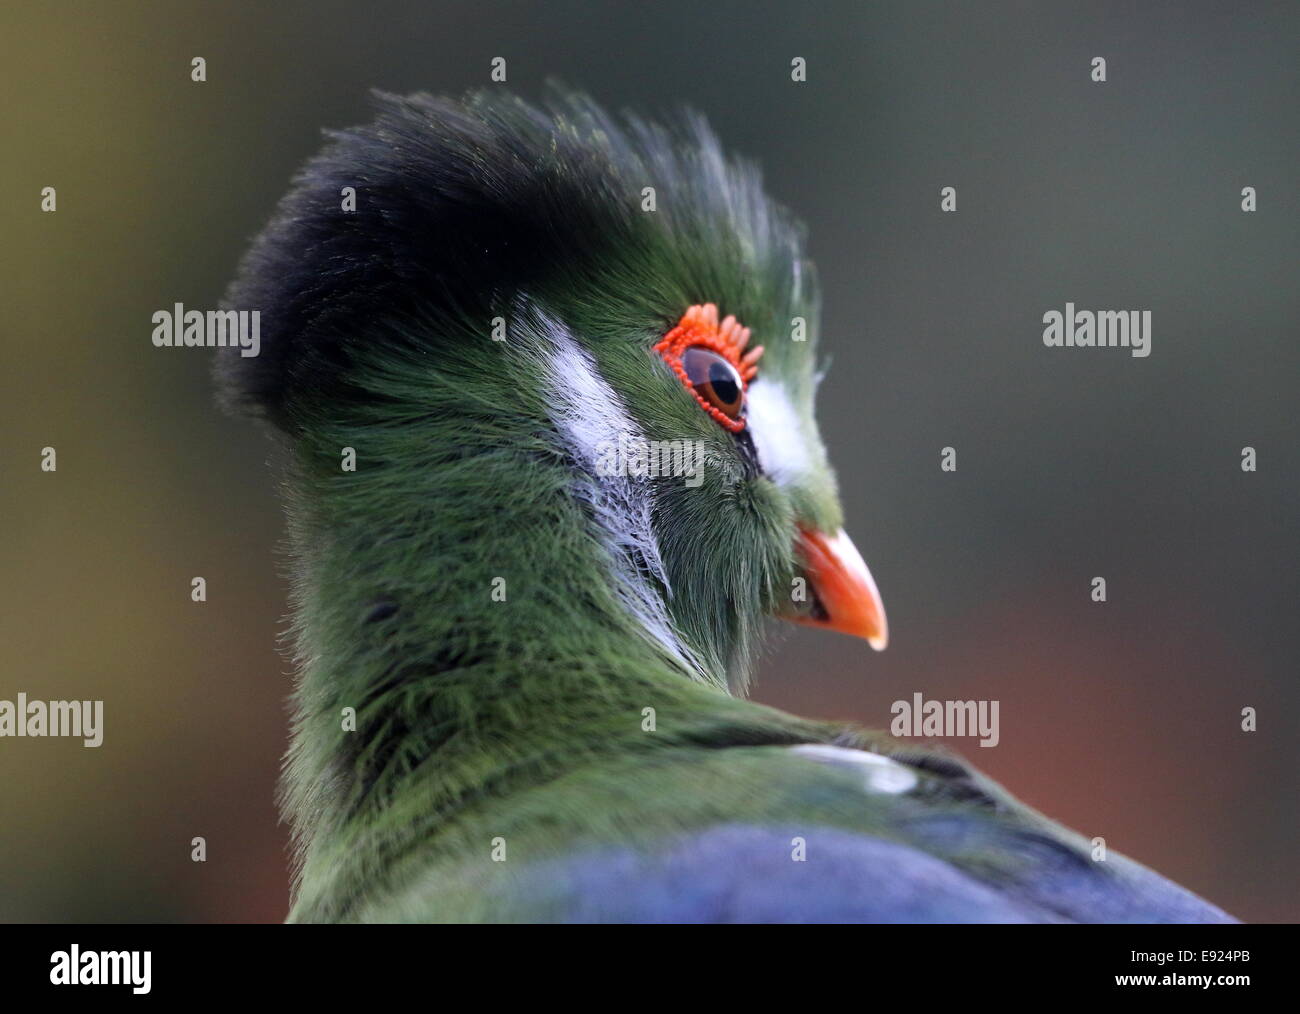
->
xmin=681 ymin=346 xmax=744 ymax=419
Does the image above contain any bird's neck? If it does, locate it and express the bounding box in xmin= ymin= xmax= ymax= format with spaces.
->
xmin=277 ymin=403 xmax=785 ymax=915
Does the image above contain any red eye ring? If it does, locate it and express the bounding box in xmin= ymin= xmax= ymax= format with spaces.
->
xmin=653 ymin=303 xmax=764 ymax=433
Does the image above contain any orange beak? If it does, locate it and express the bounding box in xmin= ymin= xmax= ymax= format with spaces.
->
xmin=783 ymin=527 xmax=888 ymax=650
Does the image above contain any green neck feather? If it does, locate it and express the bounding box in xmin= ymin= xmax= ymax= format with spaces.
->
xmin=277 ymin=324 xmax=820 ymax=919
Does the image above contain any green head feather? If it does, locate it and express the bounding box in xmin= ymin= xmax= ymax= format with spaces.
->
xmin=220 ymin=88 xmax=852 ymax=918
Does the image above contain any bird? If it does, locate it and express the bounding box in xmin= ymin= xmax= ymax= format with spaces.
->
xmin=218 ymin=88 xmax=1234 ymax=923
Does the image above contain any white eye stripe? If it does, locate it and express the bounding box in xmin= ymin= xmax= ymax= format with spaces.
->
xmin=745 ymin=379 xmax=810 ymax=486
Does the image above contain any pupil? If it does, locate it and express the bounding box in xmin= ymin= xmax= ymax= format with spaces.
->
xmin=708 ymin=361 xmax=740 ymax=406
xmin=681 ymin=346 xmax=744 ymax=417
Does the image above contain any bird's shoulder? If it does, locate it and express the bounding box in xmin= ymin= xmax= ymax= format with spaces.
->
xmin=358 ymin=739 xmax=1234 ymax=923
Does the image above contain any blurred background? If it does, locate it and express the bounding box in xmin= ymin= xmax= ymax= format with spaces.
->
xmin=2 ymin=0 xmax=1296 ymax=922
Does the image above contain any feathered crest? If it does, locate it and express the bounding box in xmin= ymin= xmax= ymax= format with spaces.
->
xmin=217 ymin=86 xmax=811 ymax=431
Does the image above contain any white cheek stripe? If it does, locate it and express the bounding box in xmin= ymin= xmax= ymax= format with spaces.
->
xmin=537 ymin=313 xmax=704 ymax=679
xmin=745 ymin=380 xmax=811 ymax=486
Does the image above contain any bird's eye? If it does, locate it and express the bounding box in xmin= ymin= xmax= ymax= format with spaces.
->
xmin=682 ymin=347 xmax=743 ymax=419
xmin=653 ymin=303 xmax=764 ymax=433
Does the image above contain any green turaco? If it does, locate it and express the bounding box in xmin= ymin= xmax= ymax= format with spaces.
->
xmin=219 ymin=89 xmax=1233 ymax=923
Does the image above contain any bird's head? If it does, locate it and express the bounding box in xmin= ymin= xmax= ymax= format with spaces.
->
xmin=219 ymin=89 xmax=885 ymax=692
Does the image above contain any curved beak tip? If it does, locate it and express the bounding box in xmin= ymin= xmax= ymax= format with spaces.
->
xmin=787 ymin=526 xmax=888 ymax=651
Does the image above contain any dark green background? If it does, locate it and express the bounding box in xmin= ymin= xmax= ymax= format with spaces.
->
xmin=2 ymin=0 xmax=1296 ymax=922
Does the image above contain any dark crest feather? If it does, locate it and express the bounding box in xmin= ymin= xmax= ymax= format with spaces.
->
xmin=217 ymin=87 xmax=806 ymax=430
